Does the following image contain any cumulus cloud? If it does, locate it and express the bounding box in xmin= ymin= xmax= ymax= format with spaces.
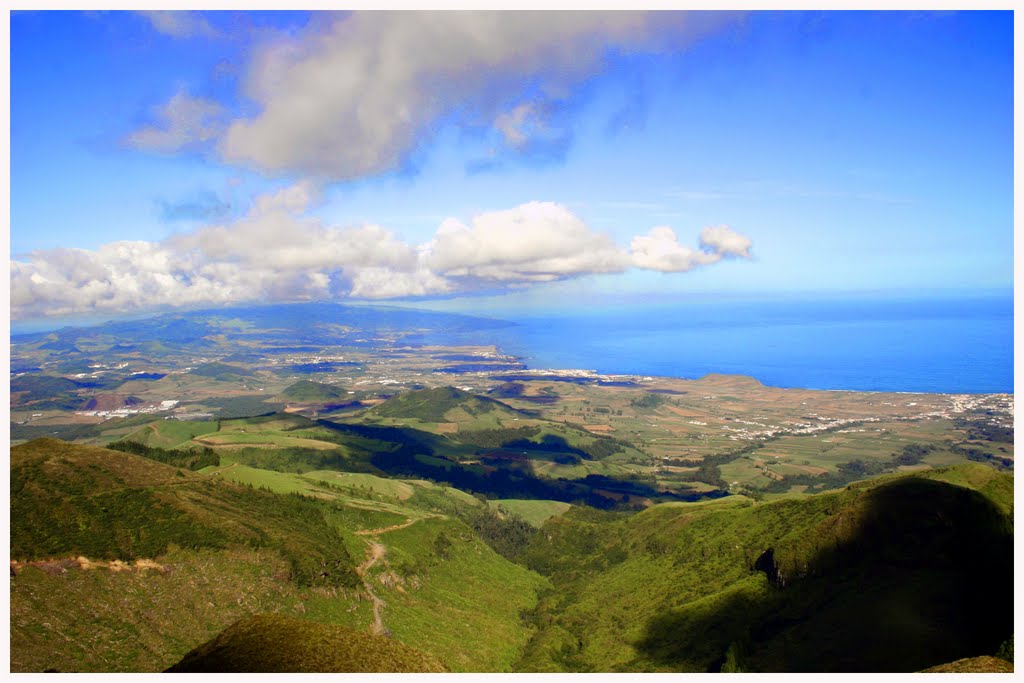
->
xmin=425 ymin=202 xmax=630 ymax=283
xmin=126 ymin=90 xmax=225 ymax=153
xmin=630 ymin=226 xmax=721 ymax=272
xmin=630 ymin=224 xmax=753 ymax=272
xmin=209 ymin=11 xmax=738 ymax=180
xmin=10 ymin=189 xmax=752 ymax=320
xmin=699 ymin=224 xmax=753 ymax=258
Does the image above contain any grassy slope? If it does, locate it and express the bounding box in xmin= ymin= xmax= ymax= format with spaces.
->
xmin=198 ymin=461 xmax=548 ymax=671
xmin=11 ymin=436 xmax=1011 ymax=674
xmin=303 ymin=470 xmax=417 ymax=500
xmin=11 ymin=439 xmax=360 ymax=587
xmin=119 ymin=420 xmax=219 ymax=449
xmin=10 ymin=437 xmax=549 ymax=674
xmin=517 ymin=463 xmax=1013 ymax=673
xmin=351 ymin=516 xmax=550 ymax=672
xmin=489 ymin=499 xmax=573 ymax=527
xmin=11 ymin=547 xmax=310 ymax=673
xmin=368 ymin=386 xmax=527 ymax=425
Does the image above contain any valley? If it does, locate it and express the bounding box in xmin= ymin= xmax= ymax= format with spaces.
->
xmin=8 ymin=303 xmax=1015 ymax=673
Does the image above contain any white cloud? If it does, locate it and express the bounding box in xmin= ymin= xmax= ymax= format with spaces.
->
xmin=630 ymin=226 xmax=721 ymax=272
xmin=630 ymin=224 xmax=753 ymax=272
xmin=10 ymin=189 xmax=752 ymax=320
xmin=349 ymin=266 xmax=451 ymax=299
xmin=699 ymin=225 xmax=753 ymax=258
xmin=425 ymin=202 xmax=630 ymax=283
xmin=126 ymin=90 xmax=225 ymax=153
xmin=213 ymin=11 xmax=738 ymax=179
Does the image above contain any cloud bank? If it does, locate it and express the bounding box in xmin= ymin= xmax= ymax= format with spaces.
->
xmin=130 ymin=11 xmax=739 ymax=179
xmin=10 ymin=187 xmax=752 ymax=320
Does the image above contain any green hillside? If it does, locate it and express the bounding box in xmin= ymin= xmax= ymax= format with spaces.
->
xmin=490 ymin=499 xmax=573 ymax=527
xmin=119 ymin=419 xmax=219 ymax=449
xmin=12 ymin=547 xmax=311 ymax=672
xmin=280 ymin=380 xmax=349 ymax=402
xmin=369 ymin=386 xmax=528 ymax=424
xmin=516 ymin=464 xmax=1013 ymax=673
xmin=167 ymin=614 xmax=448 ymax=672
xmin=10 ymin=437 xmax=550 ymax=673
xmin=188 ymin=362 xmax=258 ymax=381
xmin=11 ymin=438 xmax=359 ymax=588
xmin=9 ymin=374 xmax=84 ymax=409
xmin=9 ymin=437 xmax=1013 ymax=674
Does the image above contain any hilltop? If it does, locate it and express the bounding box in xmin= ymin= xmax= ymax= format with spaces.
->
xmin=280 ymin=380 xmax=349 ymax=402
xmin=367 ymin=386 xmax=529 ymax=425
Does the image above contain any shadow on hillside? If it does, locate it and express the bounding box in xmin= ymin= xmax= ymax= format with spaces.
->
xmin=319 ymin=420 xmax=728 ymax=508
xmin=634 ymin=477 xmax=1014 ymax=672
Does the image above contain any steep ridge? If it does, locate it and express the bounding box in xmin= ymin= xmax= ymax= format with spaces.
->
xmin=517 ymin=463 xmax=1013 ymax=672
xmin=11 ymin=438 xmax=359 ymax=588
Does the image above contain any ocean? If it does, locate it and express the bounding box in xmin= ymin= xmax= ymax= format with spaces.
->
xmin=413 ymin=294 xmax=1014 ymax=394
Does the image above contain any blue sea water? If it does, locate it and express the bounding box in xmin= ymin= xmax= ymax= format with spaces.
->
xmin=414 ymin=295 xmax=1014 ymax=394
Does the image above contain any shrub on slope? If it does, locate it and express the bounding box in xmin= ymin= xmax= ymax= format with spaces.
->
xmin=10 ymin=438 xmax=358 ymax=588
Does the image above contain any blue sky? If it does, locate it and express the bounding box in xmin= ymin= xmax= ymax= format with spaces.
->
xmin=9 ymin=10 xmax=1014 ymax=324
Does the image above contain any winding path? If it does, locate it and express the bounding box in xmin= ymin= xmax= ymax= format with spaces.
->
xmin=355 ymin=541 xmax=389 ymax=635
xmin=353 ymin=514 xmax=441 ymax=637
xmin=205 ymin=462 xmax=239 ymax=477
xmin=353 ymin=517 xmax=423 ymax=537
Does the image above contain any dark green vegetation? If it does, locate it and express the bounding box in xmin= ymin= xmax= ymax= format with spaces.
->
xmin=11 ymin=439 xmax=358 ymax=589
xmin=368 ymin=385 xmax=527 ymax=423
xmin=460 ymin=503 xmax=536 ymax=562
xmin=10 ymin=434 xmax=1012 ymax=673
xmin=188 ymin=362 xmax=258 ymax=382
xmin=280 ymin=380 xmax=349 ymax=402
xmin=10 ymin=438 xmax=548 ymax=673
xmin=167 ymin=614 xmax=447 ymax=672
xmin=630 ymin=392 xmax=666 ymax=409
xmin=10 ymin=374 xmax=92 ymax=410
xmin=107 ymin=440 xmax=219 ymax=470
xmin=515 ymin=463 xmax=1013 ymax=673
